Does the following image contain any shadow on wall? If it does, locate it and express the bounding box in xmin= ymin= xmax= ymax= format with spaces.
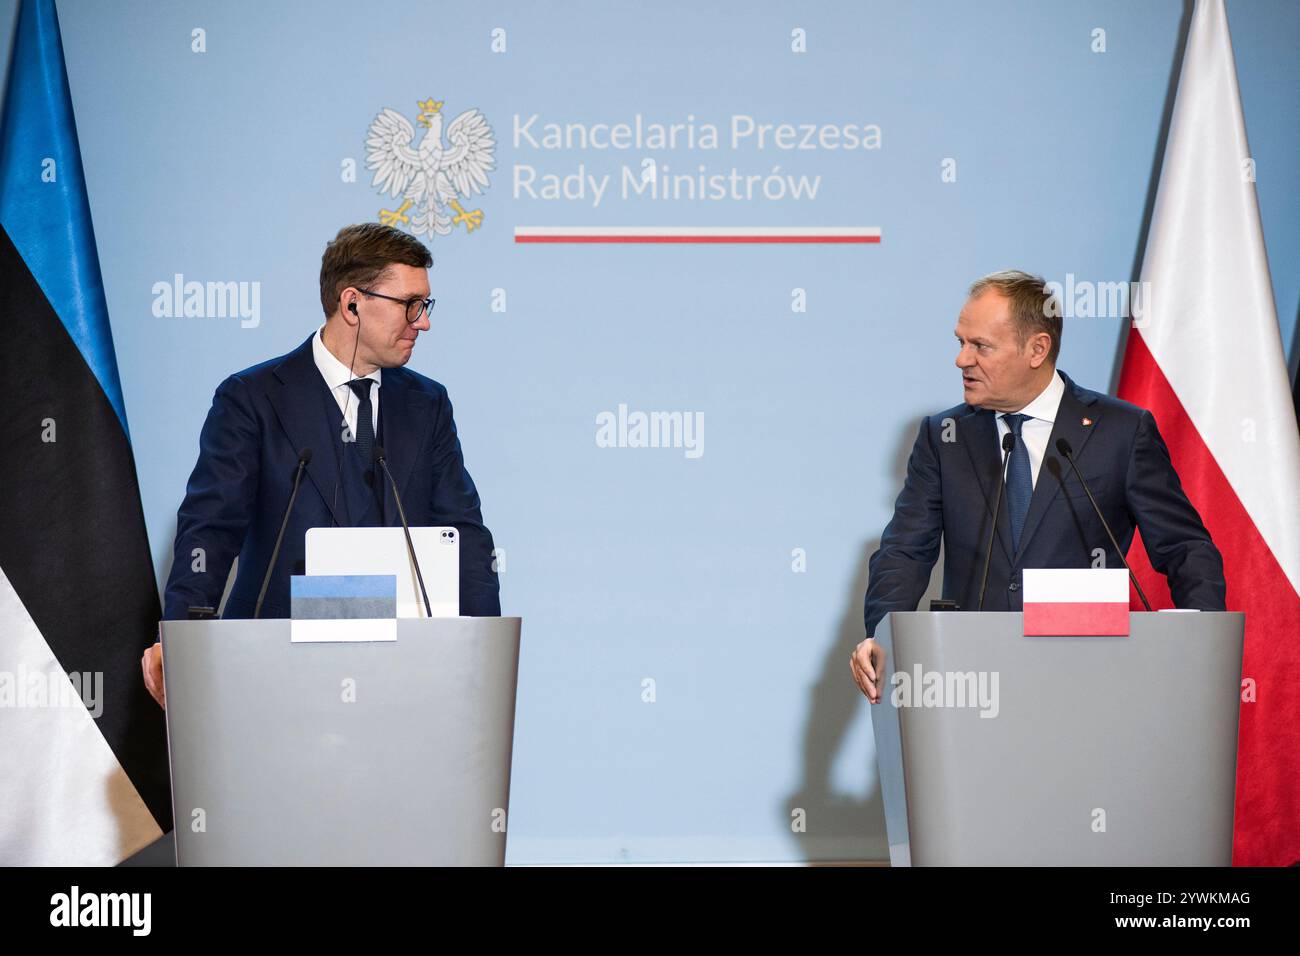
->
xmin=1291 ymin=299 xmax=1300 ymax=424
xmin=783 ymin=417 xmax=945 ymax=863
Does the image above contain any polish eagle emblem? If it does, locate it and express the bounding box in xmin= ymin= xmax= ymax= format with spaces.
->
xmin=365 ymin=98 xmax=496 ymax=240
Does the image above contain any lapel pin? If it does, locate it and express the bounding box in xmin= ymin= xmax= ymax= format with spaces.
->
xmin=1081 ymin=417 xmax=1093 ymax=427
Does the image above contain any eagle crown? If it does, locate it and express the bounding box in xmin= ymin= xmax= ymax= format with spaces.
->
xmin=416 ymin=97 xmax=444 ymax=127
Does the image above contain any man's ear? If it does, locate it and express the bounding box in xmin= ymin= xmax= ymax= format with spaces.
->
xmin=1027 ymin=331 xmax=1052 ymax=368
xmin=338 ymin=288 xmax=361 ymax=326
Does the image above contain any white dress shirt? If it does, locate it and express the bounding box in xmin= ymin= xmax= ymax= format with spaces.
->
xmin=994 ymin=369 xmax=1065 ymax=488
xmin=312 ymin=324 xmax=380 ymax=442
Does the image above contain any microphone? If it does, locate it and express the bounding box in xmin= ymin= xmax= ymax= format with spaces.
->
xmin=373 ymin=445 xmax=433 ymax=618
xmin=978 ymin=432 xmax=1017 ymax=611
xmin=1055 ymin=438 xmax=1152 ymax=611
xmin=254 ymin=448 xmax=313 ymax=619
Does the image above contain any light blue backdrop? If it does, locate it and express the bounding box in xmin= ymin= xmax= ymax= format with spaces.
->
xmin=3 ymin=0 xmax=1297 ymax=862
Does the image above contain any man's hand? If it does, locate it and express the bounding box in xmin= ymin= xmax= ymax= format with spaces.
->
xmin=850 ymin=637 xmax=886 ymax=703
xmin=141 ymin=640 xmax=165 ymax=709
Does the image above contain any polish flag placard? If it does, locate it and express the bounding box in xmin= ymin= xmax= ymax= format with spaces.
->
xmin=1022 ymin=569 xmax=1130 ymax=636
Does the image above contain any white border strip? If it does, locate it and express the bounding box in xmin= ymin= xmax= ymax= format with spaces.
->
xmin=514 ymin=226 xmax=881 ymax=238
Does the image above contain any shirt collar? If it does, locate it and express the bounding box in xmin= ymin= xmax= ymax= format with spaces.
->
xmin=312 ymin=324 xmax=381 ymax=392
xmin=1011 ymin=368 xmax=1064 ymax=424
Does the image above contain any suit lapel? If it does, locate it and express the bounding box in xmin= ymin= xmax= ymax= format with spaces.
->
xmin=374 ymin=370 xmax=430 ymax=521
xmin=958 ymin=406 xmax=1015 ymax=567
xmin=265 ymin=334 xmax=347 ymax=526
xmin=1013 ymin=370 xmax=1101 ymax=562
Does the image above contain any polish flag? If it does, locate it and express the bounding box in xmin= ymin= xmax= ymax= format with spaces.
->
xmin=1022 ymin=569 xmax=1129 ymax=636
xmin=1116 ymin=0 xmax=1300 ymax=866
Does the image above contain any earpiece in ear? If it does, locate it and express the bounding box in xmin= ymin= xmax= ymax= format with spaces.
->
xmin=348 ymin=302 xmax=359 ymax=316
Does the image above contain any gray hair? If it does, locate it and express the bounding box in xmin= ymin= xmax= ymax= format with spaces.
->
xmin=968 ymin=269 xmax=1062 ymax=364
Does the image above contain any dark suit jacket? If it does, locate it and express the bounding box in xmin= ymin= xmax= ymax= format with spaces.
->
xmin=863 ymin=370 xmax=1224 ymax=635
xmin=162 ymin=333 xmax=500 ymax=619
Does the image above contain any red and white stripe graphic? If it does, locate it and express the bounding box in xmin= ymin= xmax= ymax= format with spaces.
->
xmin=1022 ymin=569 xmax=1130 ymax=636
xmin=1116 ymin=0 xmax=1300 ymax=866
xmin=514 ymin=226 xmax=881 ymax=244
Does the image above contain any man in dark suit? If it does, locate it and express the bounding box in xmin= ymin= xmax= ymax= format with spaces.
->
xmin=850 ymin=270 xmax=1224 ymax=703
xmin=142 ymin=223 xmax=498 ymax=706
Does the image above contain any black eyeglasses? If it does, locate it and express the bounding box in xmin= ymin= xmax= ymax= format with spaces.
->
xmin=356 ymin=287 xmax=435 ymax=324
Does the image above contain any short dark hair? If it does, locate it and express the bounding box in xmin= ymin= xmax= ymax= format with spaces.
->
xmin=319 ymin=223 xmax=432 ymax=317
xmin=968 ymin=269 xmax=1062 ymax=364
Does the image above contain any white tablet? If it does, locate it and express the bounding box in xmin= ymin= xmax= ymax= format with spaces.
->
xmin=305 ymin=526 xmax=460 ymax=617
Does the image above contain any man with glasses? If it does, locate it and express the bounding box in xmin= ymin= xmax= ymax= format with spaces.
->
xmin=141 ymin=223 xmax=499 ymax=707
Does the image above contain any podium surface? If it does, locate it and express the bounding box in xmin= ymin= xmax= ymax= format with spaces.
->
xmin=160 ymin=616 xmax=521 ymax=866
xmin=870 ymin=611 xmax=1243 ymax=866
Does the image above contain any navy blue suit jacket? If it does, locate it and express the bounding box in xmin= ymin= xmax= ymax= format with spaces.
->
xmin=162 ymin=333 xmax=500 ymax=620
xmin=863 ymin=370 xmax=1225 ymax=636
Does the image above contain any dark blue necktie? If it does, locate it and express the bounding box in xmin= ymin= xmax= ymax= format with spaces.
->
xmin=1002 ymin=412 xmax=1032 ymax=551
xmin=346 ymin=378 xmax=375 ymax=462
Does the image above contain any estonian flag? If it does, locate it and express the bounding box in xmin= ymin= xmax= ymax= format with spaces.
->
xmin=0 ymin=0 xmax=171 ymax=864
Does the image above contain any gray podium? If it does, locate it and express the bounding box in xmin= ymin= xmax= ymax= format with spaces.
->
xmin=870 ymin=611 xmax=1244 ymax=866
xmin=159 ymin=617 xmax=521 ymax=866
